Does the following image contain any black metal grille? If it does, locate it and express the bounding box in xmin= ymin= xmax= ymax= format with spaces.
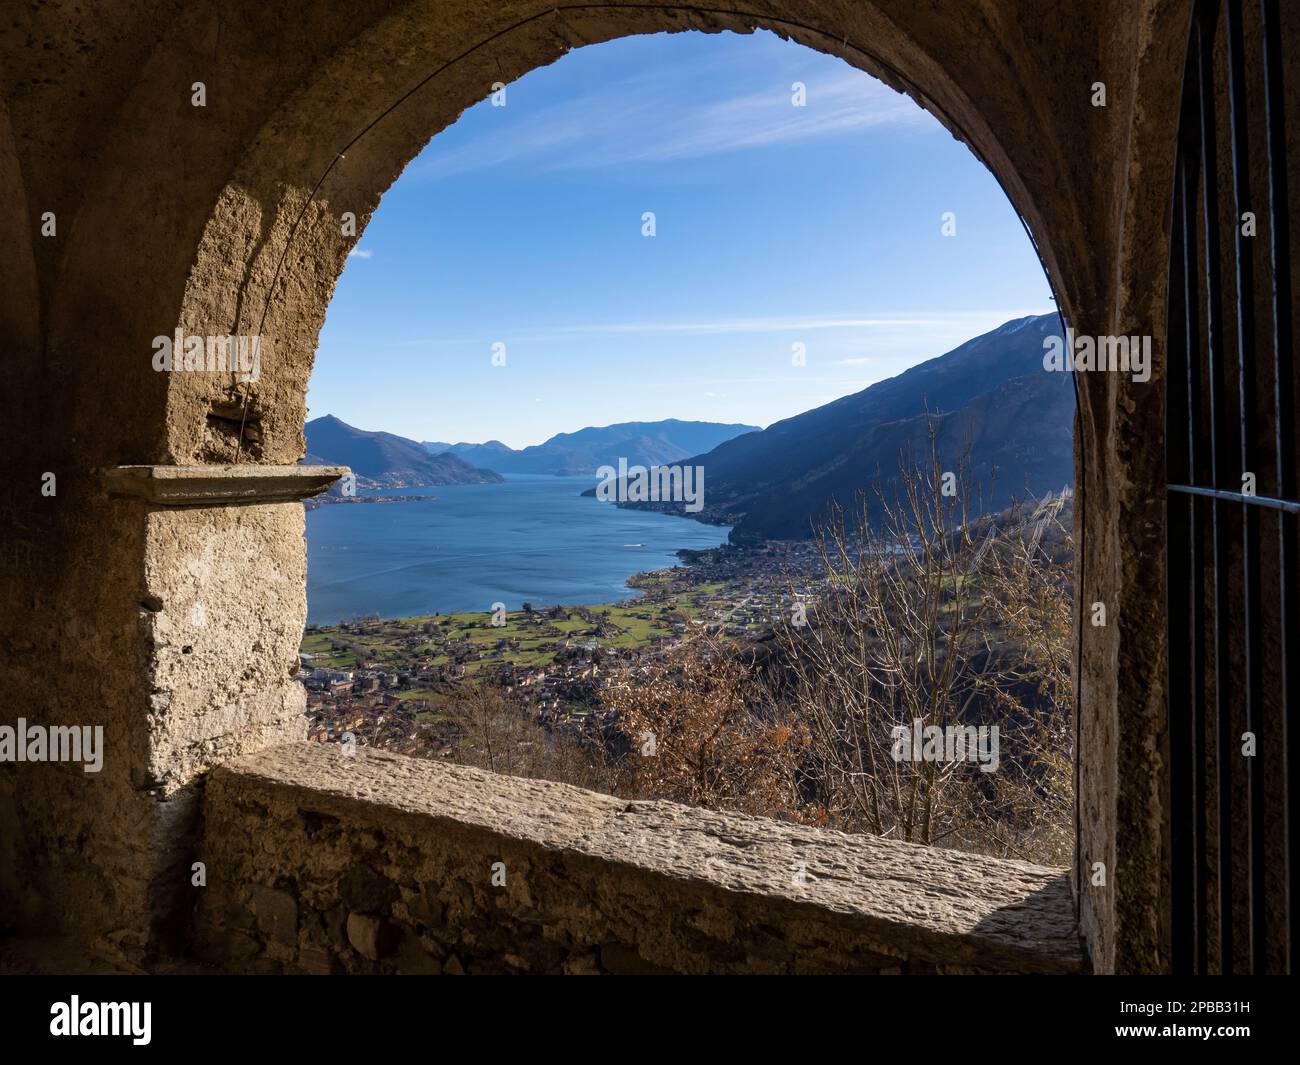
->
xmin=1165 ymin=0 xmax=1296 ymax=975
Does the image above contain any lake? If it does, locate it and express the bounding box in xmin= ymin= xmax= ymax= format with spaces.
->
xmin=305 ymin=474 xmax=731 ymax=625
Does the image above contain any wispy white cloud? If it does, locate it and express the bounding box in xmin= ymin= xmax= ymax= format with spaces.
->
xmin=545 ymin=311 xmax=1045 ymax=337
xmin=415 ymin=60 xmax=930 ymax=179
xmin=625 ymin=73 xmax=928 ymax=162
xmin=347 ymin=248 xmax=374 ymax=259
xmin=381 ymin=310 xmax=1054 ymax=348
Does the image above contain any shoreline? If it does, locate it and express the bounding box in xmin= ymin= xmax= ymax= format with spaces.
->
xmin=305 ymin=476 xmax=732 ymax=627
xmin=306 ymin=549 xmax=694 ymax=629
xmin=299 ymin=539 xmax=824 ymax=682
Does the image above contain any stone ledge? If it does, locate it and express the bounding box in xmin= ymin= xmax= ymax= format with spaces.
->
xmin=200 ymin=744 xmax=1085 ymax=974
xmin=103 ymin=464 xmax=347 ymax=505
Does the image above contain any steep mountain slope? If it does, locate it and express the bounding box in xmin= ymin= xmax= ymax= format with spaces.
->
xmin=726 ymin=363 xmax=1074 ymax=541
xmin=305 ymin=415 xmax=504 ymax=487
xmin=604 ymin=314 xmax=1074 ymax=542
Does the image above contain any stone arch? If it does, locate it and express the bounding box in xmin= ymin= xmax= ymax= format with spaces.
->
xmin=145 ymin=2 xmax=1185 ymax=975
xmin=164 ymin=1 xmax=1106 ymax=468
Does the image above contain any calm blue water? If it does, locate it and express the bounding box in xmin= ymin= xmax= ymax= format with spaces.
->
xmin=305 ymin=474 xmax=730 ymax=624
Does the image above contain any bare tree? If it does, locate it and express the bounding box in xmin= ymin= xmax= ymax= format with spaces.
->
xmin=449 ymin=681 xmax=618 ymax=791
xmin=773 ymin=430 xmax=995 ymax=844
xmin=977 ymin=493 xmax=1075 ymax=863
xmin=771 ymin=428 xmax=1074 ymax=862
xmin=602 ymin=635 xmax=806 ymax=819
xmin=449 ymin=683 xmax=536 ymax=777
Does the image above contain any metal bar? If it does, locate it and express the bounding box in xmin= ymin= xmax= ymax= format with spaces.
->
xmin=1169 ymin=483 xmax=1300 ymax=514
xmin=1260 ymin=0 xmax=1296 ymax=974
xmin=1196 ymin=0 xmax=1236 ymax=972
xmin=1224 ymin=0 xmax=1264 ymax=973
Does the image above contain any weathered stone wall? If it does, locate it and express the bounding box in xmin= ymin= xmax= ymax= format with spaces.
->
xmin=140 ymin=500 xmax=310 ymax=790
xmin=195 ymin=745 xmax=1084 ymax=975
xmin=0 ymin=482 xmax=319 ymax=960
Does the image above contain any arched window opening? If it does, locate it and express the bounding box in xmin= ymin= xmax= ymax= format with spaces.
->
xmin=288 ymin=30 xmax=1073 ymax=865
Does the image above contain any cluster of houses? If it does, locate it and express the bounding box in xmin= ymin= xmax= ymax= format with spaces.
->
xmin=295 ymin=539 xmax=848 ymax=760
xmin=300 ymin=659 xmax=464 ymax=694
xmin=304 ymin=702 xmax=452 ymax=759
xmin=632 ymin=540 xmax=829 ymax=636
xmin=508 ymin=654 xmax=608 ymax=729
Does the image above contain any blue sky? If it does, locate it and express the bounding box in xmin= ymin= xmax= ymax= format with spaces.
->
xmin=309 ymin=29 xmax=1055 ymax=449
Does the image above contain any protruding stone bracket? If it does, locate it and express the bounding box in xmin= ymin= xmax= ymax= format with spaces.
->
xmin=102 ymin=464 xmax=349 ymax=506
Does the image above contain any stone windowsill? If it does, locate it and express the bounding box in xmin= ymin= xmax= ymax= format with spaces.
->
xmin=200 ymin=744 xmax=1086 ymax=974
xmin=103 ymin=464 xmax=348 ymax=505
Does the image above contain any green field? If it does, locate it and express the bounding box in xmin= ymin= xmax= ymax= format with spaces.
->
xmin=300 ymin=593 xmax=704 ymax=673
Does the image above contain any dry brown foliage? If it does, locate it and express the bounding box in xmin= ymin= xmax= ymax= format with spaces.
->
xmin=449 ymin=683 xmax=614 ymax=790
xmin=601 ymin=635 xmax=807 ymax=819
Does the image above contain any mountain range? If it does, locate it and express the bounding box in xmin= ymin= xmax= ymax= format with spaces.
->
xmin=422 ymin=419 xmax=759 ymax=476
xmin=587 ymin=313 xmax=1075 ymax=543
xmin=302 ymin=415 xmax=758 ymax=489
xmin=303 ymin=415 xmax=504 ymax=488
xmin=304 ymin=314 xmax=1073 ymax=537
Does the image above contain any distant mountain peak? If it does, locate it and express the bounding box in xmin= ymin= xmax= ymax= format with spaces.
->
xmin=993 ymin=312 xmax=1055 ymax=336
xmin=422 ymin=419 xmax=759 ymax=476
xmin=304 ymin=415 xmax=504 ymax=488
